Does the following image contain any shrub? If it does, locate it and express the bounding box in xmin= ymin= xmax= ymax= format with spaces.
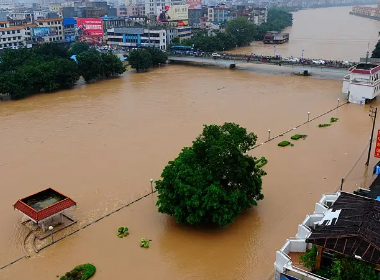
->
xmin=330 ymin=117 xmax=339 ymax=123
xmin=278 ymin=140 xmax=291 ymax=147
xmin=140 ymin=238 xmax=151 ymax=248
xmin=300 ymin=245 xmax=318 ymax=272
xmin=318 ymin=124 xmax=331 ymax=127
xmin=117 ymin=227 xmax=129 ymax=238
xmin=60 ymin=264 xmax=96 ymax=280
xmin=291 ymin=134 xmax=307 ymax=140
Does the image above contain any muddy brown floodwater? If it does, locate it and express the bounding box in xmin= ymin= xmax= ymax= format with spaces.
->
xmin=1 ymin=6 xmax=380 ymax=280
xmin=234 ymin=6 xmax=380 ymax=61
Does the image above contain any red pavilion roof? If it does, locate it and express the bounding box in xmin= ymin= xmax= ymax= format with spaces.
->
xmin=13 ymin=188 xmax=76 ymax=222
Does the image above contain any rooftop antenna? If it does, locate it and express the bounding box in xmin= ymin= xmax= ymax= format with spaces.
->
xmin=366 ymin=42 xmax=370 ymax=63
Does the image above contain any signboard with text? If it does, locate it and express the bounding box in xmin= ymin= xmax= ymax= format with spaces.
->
xmin=157 ymin=5 xmax=188 ymax=22
xmin=31 ymin=27 xmax=50 ymax=38
xmin=76 ymin=18 xmax=103 ymax=37
xmin=375 ymin=129 xmax=380 ymax=158
xmin=186 ymin=0 xmax=202 ymax=9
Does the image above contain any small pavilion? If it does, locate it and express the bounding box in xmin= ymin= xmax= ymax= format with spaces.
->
xmin=14 ymin=188 xmax=76 ymax=232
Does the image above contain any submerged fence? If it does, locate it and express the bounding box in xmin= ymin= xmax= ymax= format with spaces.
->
xmin=252 ymin=101 xmax=348 ymax=149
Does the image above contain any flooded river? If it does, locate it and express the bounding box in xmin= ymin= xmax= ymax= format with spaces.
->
xmin=235 ymin=6 xmax=380 ymax=61
xmin=1 ymin=6 xmax=380 ymax=280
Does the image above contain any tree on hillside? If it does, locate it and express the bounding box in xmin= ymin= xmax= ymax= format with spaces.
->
xmin=225 ymin=18 xmax=257 ymax=46
xmin=372 ymin=40 xmax=380 ymax=58
xmin=69 ymin=42 xmax=90 ymax=55
xmin=155 ymin=122 xmax=268 ymax=227
xmin=128 ymin=49 xmax=153 ymax=72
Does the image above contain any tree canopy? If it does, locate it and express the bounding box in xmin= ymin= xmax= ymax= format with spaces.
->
xmin=0 ymin=43 xmax=126 ymax=99
xmin=155 ymin=122 xmax=267 ymax=227
xmin=372 ymin=40 xmax=380 ymax=58
xmin=128 ymin=48 xmax=167 ymax=72
xmin=69 ymin=42 xmax=90 ymax=55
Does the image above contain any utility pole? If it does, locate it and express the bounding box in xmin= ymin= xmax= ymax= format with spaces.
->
xmin=366 ymin=106 xmax=377 ymax=166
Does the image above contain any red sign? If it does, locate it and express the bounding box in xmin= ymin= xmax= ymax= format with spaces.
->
xmin=76 ymin=18 xmax=103 ymax=37
xmin=375 ymin=129 xmax=380 ymax=158
xmin=186 ymin=0 xmax=202 ymax=9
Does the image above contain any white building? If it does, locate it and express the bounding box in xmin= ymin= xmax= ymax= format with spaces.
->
xmin=274 ymin=192 xmax=340 ymax=280
xmin=145 ymin=0 xmax=185 ymax=16
xmin=0 ymin=21 xmax=29 ymax=50
xmin=34 ymin=18 xmax=64 ymax=43
xmin=105 ymin=27 xmax=167 ymax=50
xmin=342 ymin=63 xmax=380 ymax=105
xmin=0 ymin=0 xmax=12 ymax=10
xmin=251 ymin=7 xmax=267 ymax=25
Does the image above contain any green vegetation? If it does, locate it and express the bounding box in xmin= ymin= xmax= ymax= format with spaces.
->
xmin=60 ymin=263 xmax=96 ymax=280
xmin=77 ymin=50 xmax=126 ymax=82
xmin=318 ymin=124 xmax=331 ymax=127
xmin=0 ymin=43 xmax=126 ymax=100
xmin=300 ymin=245 xmax=318 ymax=272
xmin=128 ymin=47 xmax=168 ymax=72
xmin=330 ymin=117 xmax=339 ymax=123
xmin=372 ymin=40 xmax=380 ymax=58
xmin=69 ymin=42 xmax=90 ymax=55
xmin=140 ymin=238 xmax=151 ymax=248
xmin=181 ymin=8 xmax=293 ymax=52
xmin=291 ymin=134 xmax=307 ymax=140
xmin=155 ymin=122 xmax=267 ymax=227
xmin=278 ymin=140 xmax=291 ymax=147
xmin=323 ymin=257 xmax=377 ymax=280
xmin=117 ymin=227 xmax=129 ymax=238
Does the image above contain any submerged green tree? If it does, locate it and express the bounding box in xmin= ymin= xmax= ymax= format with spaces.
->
xmin=69 ymin=42 xmax=90 ymax=55
xmin=155 ymin=122 xmax=267 ymax=227
xmin=128 ymin=49 xmax=153 ymax=72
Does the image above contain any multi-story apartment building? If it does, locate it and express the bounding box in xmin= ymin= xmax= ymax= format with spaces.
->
xmin=208 ymin=6 xmax=235 ymax=23
xmin=0 ymin=21 xmax=27 ymax=50
xmin=0 ymin=0 xmax=12 ymax=10
xmin=105 ymin=27 xmax=167 ymax=50
xmin=145 ymin=0 xmax=185 ymax=16
xmin=34 ymin=18 xmax=64 ymax=43
xmin=118 ymin=4 xmax=145 ymax=16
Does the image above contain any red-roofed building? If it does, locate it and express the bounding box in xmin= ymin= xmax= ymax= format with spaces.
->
xmin=14 ymin=188 xmax=76 ymax=231
xmin=342 ymin=63 xmax=380 ymax=104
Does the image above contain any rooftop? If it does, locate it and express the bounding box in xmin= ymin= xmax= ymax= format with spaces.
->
xmin=14 ymin=188 xmax=76 ymax=222
xmin=349 ymin=63 xmax=380 ymax=74
xmin=306 ymin=192 xmax=380 ymax=265
xmin=36 ymin=18 xmax=62 ymax=22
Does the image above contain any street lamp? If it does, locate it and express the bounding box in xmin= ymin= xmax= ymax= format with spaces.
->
xmin=308 ymin=112 xmax=310 ymax=122
xmin=268 ymin=129 xmax=271 ymax=140
xmin=337 ymin=98 xmax=340 ymax=108
xmin=150 ymin=178 xmax=154 ymax=193
xmin=48 ymin=226 xmax=54 ymax=244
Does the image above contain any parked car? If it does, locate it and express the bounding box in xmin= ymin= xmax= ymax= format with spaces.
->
xmin=212 ymin=53 xmax=221 ymax=57
xmin=312 ymin=59 xmax=325 ymax=65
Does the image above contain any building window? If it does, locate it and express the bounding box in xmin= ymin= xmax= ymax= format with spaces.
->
xmin=17 ymin=30 xmax=20 ymax=33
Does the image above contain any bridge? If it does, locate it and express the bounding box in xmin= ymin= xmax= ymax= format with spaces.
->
xmin=168 ymin=55 xmax=350 ymax=80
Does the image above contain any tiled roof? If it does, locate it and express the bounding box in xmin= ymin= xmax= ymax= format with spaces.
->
xmin=36 ymin=18 xmax=62 ymax=22
xmin=306 ymin=192 xmax=380 ymax=265
xmin=14 ymin=189 xmax=76 ymax=222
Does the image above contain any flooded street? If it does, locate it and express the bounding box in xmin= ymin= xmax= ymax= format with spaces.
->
xmin=1 ymin=6 xmax=380 ymax=280
xmin=235 ymin=6 xmax=380 ymax=61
